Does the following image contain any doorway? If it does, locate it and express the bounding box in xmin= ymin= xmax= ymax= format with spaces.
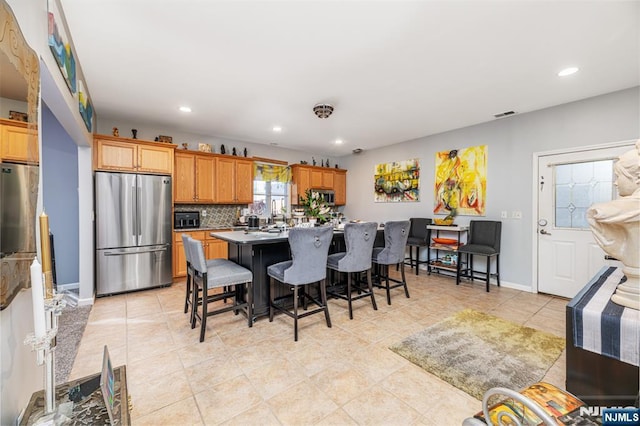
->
xmin=534 ymin=141 xmax=634 ymax=298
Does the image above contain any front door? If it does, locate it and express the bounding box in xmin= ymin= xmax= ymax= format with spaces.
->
xmin=536 ymin=142 xmax=633 ymax=298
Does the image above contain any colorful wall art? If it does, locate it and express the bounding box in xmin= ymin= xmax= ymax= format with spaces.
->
xmin=78 ymin=80 xmax=93 ymax=132
xmin=434 ymin=145 xmax=487 ymax=216
xmin=48 ymin=0 xmax=76 ymax=94
xmin=374 ymin=159 xmax=420 ymax=202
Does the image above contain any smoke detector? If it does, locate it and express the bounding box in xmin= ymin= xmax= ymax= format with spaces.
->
xmin=313 ymin=103 xmax=334 ymax=119
xmin=352 ymin=148 xmax=363 ymax=154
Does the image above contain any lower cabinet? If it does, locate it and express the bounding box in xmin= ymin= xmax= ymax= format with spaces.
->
xmin=173 ymin=230 xmax=229 ymax=278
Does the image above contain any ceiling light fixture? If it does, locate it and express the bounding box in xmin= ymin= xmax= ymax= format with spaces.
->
xmin=272 ymin=126 xmax=282 ymax=132
xmin=335 ymin=139 xmax=343 ymax=145
xmin=558 ymin=67 xmax=579 ymax=77
xmin=179 ymin=106 xmax=192 ymax=112
xmin=313 ymin=103 xmax=334 ymax=119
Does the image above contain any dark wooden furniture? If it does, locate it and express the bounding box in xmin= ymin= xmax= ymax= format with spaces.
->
xmin=20 ymin=366 xmax=129 ymax=425
xmin=565 ymin=269 xmax=639 ymax=407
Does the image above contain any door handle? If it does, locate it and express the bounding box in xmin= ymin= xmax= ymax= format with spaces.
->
xmin=104 ymin=247 xmax=168 ymax=256
xmin=539 ymin=229 xmax=551 ymax=235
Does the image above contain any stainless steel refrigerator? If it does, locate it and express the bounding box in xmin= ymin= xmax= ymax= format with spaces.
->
xmin=95 ymin=172 xmax=172 ymax=296
xmin=1 ymin=162 xmax=38 ymax=257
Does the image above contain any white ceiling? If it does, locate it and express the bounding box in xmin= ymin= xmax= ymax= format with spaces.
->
xmin=59 ymin=0 xmax=639 ymax=157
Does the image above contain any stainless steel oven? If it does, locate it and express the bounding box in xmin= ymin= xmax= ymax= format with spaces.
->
xmin=174 ymin=211 xmax=200 ymax=229
xmin=315 ymin=189 xmax=335 ymax=206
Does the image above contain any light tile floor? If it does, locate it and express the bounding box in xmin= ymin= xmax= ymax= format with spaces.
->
xmin=70 ymin=269 xmax=569 ymax=425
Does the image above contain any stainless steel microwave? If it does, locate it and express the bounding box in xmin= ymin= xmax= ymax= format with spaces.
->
xmin=315 ymin=189 xmax=335 ymax=206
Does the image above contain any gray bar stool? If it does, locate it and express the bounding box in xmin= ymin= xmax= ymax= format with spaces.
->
xmin=327 ymin=222 xmax=378 ymax=319
xmin=405 ymin=218 xmax=432 ymax=275
xmin=188 ymin=237 xmax=253 ymax=342
xmin=267 ymin=226 xmax=333 ymax=341
xmin=372 ymin=220 xmax=411 ymax=305
xmin=456 ymin=220 xmax=502 ymax=292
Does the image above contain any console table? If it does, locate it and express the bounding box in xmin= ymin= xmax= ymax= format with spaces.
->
xmin=20 ymin=366 xmax=130 ymax=425
xmin=566 ymin=267 xmax=639 ymax=407
xmin=426 ymin=225 xmax=468 ymax=278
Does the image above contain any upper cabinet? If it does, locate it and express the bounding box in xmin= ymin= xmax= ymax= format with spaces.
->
xmin=215 ymin=156 xmax=253 ymax=204
xmin=94 ymin=135 xmax=175 ymax=175
xmin=291 ymin=164 xmax=347 ymax=206
xmin=0 ymin=119 xmax=38 ymax=164
xmin=174 ymin=151 xmax=215 ymax=204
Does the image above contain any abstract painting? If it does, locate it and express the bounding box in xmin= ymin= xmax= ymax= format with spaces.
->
xmin=374 ymin=159 xmax=420 ymax=202
xmin=78 ymin=80 xmax=93 ymax=132
xmin=48 ymin=0 xmax=76 ymax=94
xmin=434 ymin=145 xmax=487 ymax=216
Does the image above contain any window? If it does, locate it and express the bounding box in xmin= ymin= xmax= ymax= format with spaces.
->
xmin=554 ymin=159 xmax=615 ymax=228
xmin=250 ymin=163 xmax=290 ymax=217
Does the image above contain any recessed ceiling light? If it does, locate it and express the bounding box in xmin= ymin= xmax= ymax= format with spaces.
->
xmin=179 ymin=106 xmax=192 ymax=112
xmin=335 ymin=139 xmax=343 ymax=145
xmin=558 ymin=67 xmax=579 ymax=77
xmin=272 ymin=126 xmax=282 ymax=132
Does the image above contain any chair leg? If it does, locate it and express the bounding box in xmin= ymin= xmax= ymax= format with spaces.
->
xmin=199 ymin=284 xmax=208 ymax=342
xmin=367 ymin=269 xmax=377 ymax=311
xmin=347 ymin=272 xmax=353 ymax=320
xmin=269 ymin=277 xmax=275 ymax=322
xmin=469 ymin=255 xmax=475 ymax=282
xmin=486 ymin=256 xmax=490 ymax=292
xmin=191 ymin=282 xmax=199 ymax=329
xmin=401 ymin=262 xmax=410 ymax=299
xmin=456 ymin=255 xmax=462 ymax=286
xmin=409 ymin=246 xmax=414 ymax=272
xmin=247 ymin=281 xmax=253 ymax=327
xmin=385 ymin=265 xmax=391 ymax=305
xmin=320 ymin=279 xmax=331 ymax=328
xmin=416 ymin=247 xmax=421 ymax=276
xmin=184 ymin=272 xmax=191 ymax=314
xmin=496 ymin=255 xmax=500 ymax=287
xmin=293 ymin=285 xmax=299 ymax=342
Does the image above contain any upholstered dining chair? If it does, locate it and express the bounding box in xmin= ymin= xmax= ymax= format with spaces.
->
xmin=326 ymin=221 xmax=378 ymax=319
xmin=456 ymin=220 xmax=502 ymax=292
xmin=405 ymin=217 xmax=432 ymax=275
xmin=188 ymin=237 xmax=253 ymax=342
xmin=267 ymin=225 xmax=333 ymax=341
xmin=182 ymin=234 xmax=229 ymax=326
xmin=372 ymin=220 xmax=411 ymax=305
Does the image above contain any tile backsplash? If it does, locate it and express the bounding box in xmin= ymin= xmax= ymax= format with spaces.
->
xmin=175 ymin=204 xmax=245 ymax=227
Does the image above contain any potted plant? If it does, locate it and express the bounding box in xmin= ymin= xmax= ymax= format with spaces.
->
xmin=299 ymin=189 xmax=331 ymax=224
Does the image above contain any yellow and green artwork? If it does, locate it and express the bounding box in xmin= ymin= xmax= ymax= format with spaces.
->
xmin=434 ymin=145 xmax=487 ymax=216
xmin=374 ymin=159 xmax=420 ymax=202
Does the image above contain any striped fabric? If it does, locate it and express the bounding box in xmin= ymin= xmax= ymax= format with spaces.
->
xmin=568 ymin=266 xmax=640 ymax=367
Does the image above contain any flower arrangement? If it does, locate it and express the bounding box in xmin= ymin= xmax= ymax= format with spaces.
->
xmin=299 ymin=189 xmax=331 ymax=223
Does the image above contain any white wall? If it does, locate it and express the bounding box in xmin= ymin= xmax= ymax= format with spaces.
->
xmin=341 ymin=87 xmax=640 ymax=290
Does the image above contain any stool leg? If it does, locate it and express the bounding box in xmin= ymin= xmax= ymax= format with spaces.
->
xmin=456 ymin=255 xmax=462 ymax=286
xmin=347 ymin=272 xmax=353 ymax=320
xmin=385 ymin=265 xmax=391 ymax=305
xmin=247 ymin=281 xmax=253 ymax=327
xmin=415 ymin=247 xmax=420 ymax=276
xmin=293 ymin=285 xmax=299 ymax=342
xmin=401 ymin=262 xmax=410 ymax=298
xmin=184 ymin=270 xmax=191 ymax=314
xmin=367 ymin=269 xmax=377 ymax=311
xmin=320 ymin=279 xmax=331 ymax=328
xmin=496 ymin=255 xmax=500 ymax=287
xmin=486 ymin=256 xmax=490 ymax=292
xmin=269 ymin=277 xmax=275 ymax=322
xmin=199 ymin=278 xmax=208 ymax=343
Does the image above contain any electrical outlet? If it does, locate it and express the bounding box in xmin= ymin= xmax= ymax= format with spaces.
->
xmin=201 ymin=210 xmax=207 ymax=217
xmin=501 ymin=211 xmax=508 ymax=219
xmin=513 ymin=211 xmax=522 ymax=219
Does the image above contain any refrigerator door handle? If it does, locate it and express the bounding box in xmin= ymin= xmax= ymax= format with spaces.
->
xmin=131 ymin=185 xmax=138 ymax=240
xmin=104 ymin=247 xmax=168 ymax=256
xmin=137 ymin=186 xmax=142 ymax=238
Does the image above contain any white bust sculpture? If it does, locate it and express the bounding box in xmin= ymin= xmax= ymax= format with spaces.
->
xmin=587 ymin=140 xmax=640 ymax=310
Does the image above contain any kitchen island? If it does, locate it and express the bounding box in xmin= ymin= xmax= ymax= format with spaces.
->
xmin=210 ymin=228 xmax=384 ymax=319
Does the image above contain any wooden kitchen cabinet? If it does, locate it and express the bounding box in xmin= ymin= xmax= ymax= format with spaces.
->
xmin=0 ymin=119 xmax=38 ymax=164
xmin=215 ymin=157 xmax=253 ymax=204
xmin=334 ymin=170 xmax=347 ymax=205
xmin=174 ymin=151 xmax=215 ymax=203
xmin=173 ymin=230 xmax=229 ymax=278
xmin=94 ymin=135 xmax=174 ymax=174
xmin=290 ymin=164 xmax=348 ymax=205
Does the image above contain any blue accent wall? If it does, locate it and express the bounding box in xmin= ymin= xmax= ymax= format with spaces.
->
xmin=41 ymin=102 xmax=79 ymax=285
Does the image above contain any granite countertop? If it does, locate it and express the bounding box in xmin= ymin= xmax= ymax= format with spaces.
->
xmin=174 ymin=224 xmax=248 ymax=232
